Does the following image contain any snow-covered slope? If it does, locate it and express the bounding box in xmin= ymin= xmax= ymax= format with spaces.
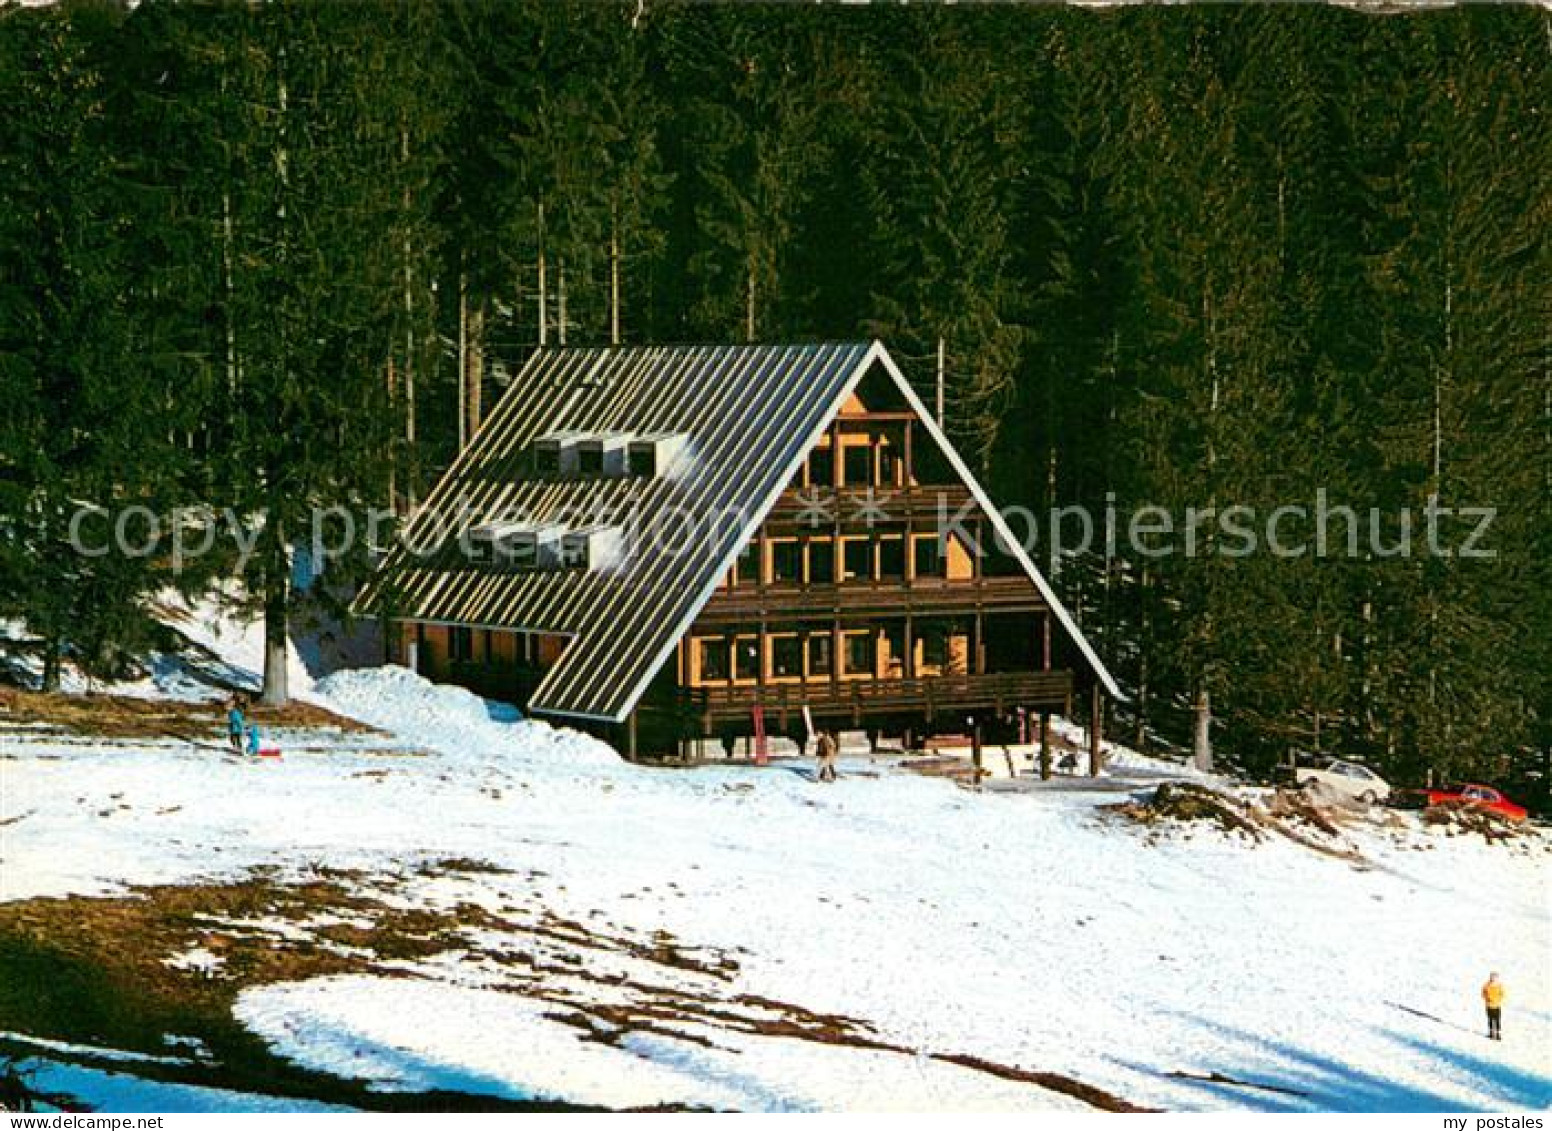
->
xmin=2 ymin=651 xmax=1548 ymax=1111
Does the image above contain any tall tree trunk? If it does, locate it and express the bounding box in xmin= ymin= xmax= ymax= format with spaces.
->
xmin=385 ymin=356 xmax=397 ymax=509
xmin=40 ymin=634 xmax=62 ymax=694
xmin=220 ymin=59 xmax=239 ymax=409
xmin=221 ymin=189 xmax=238 ymax=402
xmin=400 ymin=122 xmax=416 ymax=508
xmin=1134 ymin=567 xmax=1151 ymax=752
xmin=464 ymin=298 xmax=485 ymax=443
xmin=537 ymin=199 xmax=548 ymax=347
xmin=457 ymin=266 xmax=468 ymax=450
xmin=1193 ymin=685 xmax=1213 ymax=772
xmin=745 ymin=255 xmax=756 ymax=343
xmin=260 ymin=518 xmax=289 ymax=706
xmin=609 ymin=200 xmax=621 ymax=347
xmin=935 ymin=336 xmax=946 ymax=428
xmin=557 ymin=258 xmax=567 ymax=347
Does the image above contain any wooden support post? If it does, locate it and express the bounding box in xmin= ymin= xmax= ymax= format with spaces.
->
xmin=411 ymin=623 xmax=425 ymax=675
xmin=1040 ymin=712 xmax=1052 ymax=780
xmin=831 ymin=620 xmax=843 ymax=694
xmin=626 ymin=708 xmax=639 ymax=763
xmin=1042 ymin=612 xmax=1052 ymax=670
xmin=974 ymin=609 xmax=986 ymax=675
xmin=971 ymin=717 xmax=983 ymax=791
xmin=752 ymin=703 xmax=768 ymax=766
xmin=1089 ymin=683 xmax=1103 ymax=777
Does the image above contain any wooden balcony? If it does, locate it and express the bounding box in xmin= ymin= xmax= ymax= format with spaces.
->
xmin=679 ymin=669 xmax=1074 ymax=728
xmin=764 ymin=484 xmax=976 ymax=530
xmin=696 ymin=575 xmax=1047 ymax=626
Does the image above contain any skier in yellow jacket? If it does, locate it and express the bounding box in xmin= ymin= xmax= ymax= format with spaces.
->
xmin=1482 ymin=972 xmax=1505 ymax=1040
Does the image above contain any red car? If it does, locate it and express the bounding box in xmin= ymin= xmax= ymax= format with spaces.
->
xmin=1423 ymin=783 xmax=1529 ymax=822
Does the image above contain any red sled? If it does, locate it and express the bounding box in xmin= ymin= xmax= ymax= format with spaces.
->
xmin=258 ymin=747 xmax=282 ymax=759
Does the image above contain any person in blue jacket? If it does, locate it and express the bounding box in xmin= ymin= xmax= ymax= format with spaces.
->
xmin=226 ymin=695 xmax=246 ymax=754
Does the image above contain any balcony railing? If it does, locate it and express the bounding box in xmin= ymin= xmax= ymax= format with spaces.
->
xmin=696 ymin=574 xmax=1047 ymax=625
xmin=764 ymin=484 xmax=974 ymax=529
xmin=679 ymin=669 xmax=1074 ymax=728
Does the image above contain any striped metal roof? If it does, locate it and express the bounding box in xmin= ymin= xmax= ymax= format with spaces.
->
xmin=356 ymin=340 xmax=1121 ymax=722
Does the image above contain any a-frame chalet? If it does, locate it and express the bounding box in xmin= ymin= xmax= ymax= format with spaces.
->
xmin=355 ymin=342 xmax=1120 ymax=764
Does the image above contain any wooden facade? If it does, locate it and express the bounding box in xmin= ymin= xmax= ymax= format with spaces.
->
xmin=664 ymin=387 xmax=1078 ymax=748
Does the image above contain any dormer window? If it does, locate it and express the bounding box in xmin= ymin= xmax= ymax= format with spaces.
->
xmin=628 ymin=446 xmax=655 ymax=478
xmin=575 ymin=436 xmax=628 ymax=476
xmin=535 ymin=432 xmax=647 ymax=478
xmin=466 ymin=521 xmax=532 ymax=564
xmin=626 ymin=434 xmax=688 ymax=479
xmin=466 ymin=521 xmax=564 ymax=568
xmin=533 ymin=435 xmax=574 ymax=476
xmin=507 ymin=535 xmax=539 ymax=569
xmin=561 ymin=526 xmax=623 ymax=572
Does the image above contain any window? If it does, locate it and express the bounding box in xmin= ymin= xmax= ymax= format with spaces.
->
xmin=628 ymin=447 xmax=655 ymax=477
xmin=920 ymin=626 xmax=948 ymax=670
xmin=698 ymin=637 xmax=729 ymax=682
xmin=843 ymin=443 xmax=873 ymax=486
xmin=808 ymin=446 xmax=835 ymax=488
xmin=807 ymin=539 xmax=835 ymax=585
xmin=770 ymin=635 xmax=803 ymax=680
xmin=734 ymin=636 xmax=760 ymax=682
xmin=577 ymin=447 xmax=603 ymax=476
xmin=770 ymin=539 xmax=803 ymax=585
xmin=534 ymin=447 xmax=561 ymax=475
xmin=450 ymin=627 xmax=474 ymax=663
xmin=913 ymin=535 xmax=945 ymax=579
xmin=883 ymin=623 xmax=905 ymax=676
xmin=878 ymin=535 xmax=905 ymax=580
xmin=561 ymin=540 xmax=587 ymax=569
xmin=507 ymin=539 xmax=537 ymax=569
xmin=879 ymin=446 xmax=901 ymax=487
xmin=843 ymin=631 xmax=876 ymax=677
xmin=842 ymin=538 xmax=871 ymax=582
xmin=733 ymin=542 xmax=757 ymax=587
xmin=807 ymin=634 xmax=833 ymax=677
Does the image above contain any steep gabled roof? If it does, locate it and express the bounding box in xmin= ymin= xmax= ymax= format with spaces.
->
xmin=357 ymin=340 xmax=1120 ymax=721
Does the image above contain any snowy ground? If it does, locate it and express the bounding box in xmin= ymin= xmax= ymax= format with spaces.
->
xmin=1 ymin=630 xmax=1548 ymax=1112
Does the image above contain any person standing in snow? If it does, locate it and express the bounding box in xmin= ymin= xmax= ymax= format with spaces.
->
xmin=815 ymin=730 xmax=838 ymax=782
xmin=1482 ymin=972 xmax=1505 ymax=1040
xmin=226 ymin=695 xmax=246 ymax=755
xmin=246 ymin=721 xmax=263 ymax=759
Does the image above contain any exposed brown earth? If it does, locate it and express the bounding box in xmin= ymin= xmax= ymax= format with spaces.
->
xmin=0 ymin=687 xmax=375 ymax=742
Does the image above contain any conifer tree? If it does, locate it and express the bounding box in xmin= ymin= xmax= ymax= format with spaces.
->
xmin=859 ymin=6 xmax=1023 ymax=472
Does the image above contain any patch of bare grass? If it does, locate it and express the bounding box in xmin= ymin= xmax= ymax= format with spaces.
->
xmin=0 ymin=687 xmax=376 ymax=742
